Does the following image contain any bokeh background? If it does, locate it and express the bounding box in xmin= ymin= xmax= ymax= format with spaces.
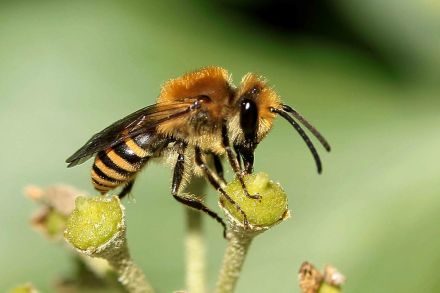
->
xmin=1 ymin=0 xmax=440 ymax=292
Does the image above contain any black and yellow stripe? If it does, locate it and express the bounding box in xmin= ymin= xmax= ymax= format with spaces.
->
xmin=91 ymin=137 xmax=149 ymax=194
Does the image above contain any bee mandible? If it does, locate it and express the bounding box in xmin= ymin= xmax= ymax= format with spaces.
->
xmin=66 ymin=67 xmax=330 ymax=233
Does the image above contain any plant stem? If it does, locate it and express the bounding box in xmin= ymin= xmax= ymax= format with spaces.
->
xmin=185 ymin=178 xmax=207 ymax=293
xmin=105 ymin=241 xmax=154 ymax=293
xmin=186 ymin=209 xmax=207 ymax=293
xmin=215 ymin=230 xmax=253 ymax=293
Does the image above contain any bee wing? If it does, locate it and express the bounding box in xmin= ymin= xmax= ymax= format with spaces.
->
xmin=66 ymin=102 xmax=193 ymax=167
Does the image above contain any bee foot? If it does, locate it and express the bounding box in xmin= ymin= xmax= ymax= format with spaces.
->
xmin=246 ymin=192 xmax=261 ymax=200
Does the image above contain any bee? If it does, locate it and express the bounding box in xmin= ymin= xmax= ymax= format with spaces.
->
xmin=66 ymin=67 xmax=330 ymax=233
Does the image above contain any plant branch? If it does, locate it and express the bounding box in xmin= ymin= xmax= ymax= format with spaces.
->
xmin=184 ymin=177 xmax=208 ymax=293
xmin=215 ymin=228 xmax=253 ymax=293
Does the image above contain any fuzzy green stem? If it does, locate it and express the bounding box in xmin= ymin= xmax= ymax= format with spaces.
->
xmin=105 ymin=242 xmax=154 ymax=293
xmin=186 ymin=209 xmax=206 ymax=293
xmin=185 ymin=177 xmax=208 ymax=293
xmin=215 ymin=230 xmax=253 ymax=293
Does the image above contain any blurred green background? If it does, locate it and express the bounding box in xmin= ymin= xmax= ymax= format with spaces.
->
xmin=1 ymin=0 xmax=440 ymax=292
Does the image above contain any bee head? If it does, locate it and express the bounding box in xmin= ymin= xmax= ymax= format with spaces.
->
xmin=230 ymin=73 xmax=281 ymax=173
xmin=231 ymin=72 xmax=331 ymax=174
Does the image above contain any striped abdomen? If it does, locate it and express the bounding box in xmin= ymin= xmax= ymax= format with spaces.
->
xmin=91 ymin=132 xmax=166 ymax=194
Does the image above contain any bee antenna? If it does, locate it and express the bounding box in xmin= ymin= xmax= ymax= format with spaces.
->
xmin=271 ymin=107 xmax=323 ymax=174
xmin=282 ymin=104 xmax=331 ymax=152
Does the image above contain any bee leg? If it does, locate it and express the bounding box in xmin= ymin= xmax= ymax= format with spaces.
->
xmin=172 ymin=145 xmax=227 ymax=238
xmin=118 ymin=179 xmax=135 ymax=199
xmin=212 ymin=153 xmax=227 ymax=185
xmin=221 ymin=124 xmax=261 ymax=200
xmin=195 ymin=147 xmax=250 ymax=230
xmin=233 ymin=145 xmax=243 ymax=170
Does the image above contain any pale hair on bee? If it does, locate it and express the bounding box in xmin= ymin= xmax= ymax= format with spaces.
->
xmin=66 ymin=66 xmax=330 ymax=236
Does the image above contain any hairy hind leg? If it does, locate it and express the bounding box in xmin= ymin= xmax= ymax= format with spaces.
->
xmin=211 ymin=153 xmax=226 ymax=185
xmin=118 ymin=179 xmax=135 ymax=199
xmin=117 ymin=156 xmax=150 ymax=199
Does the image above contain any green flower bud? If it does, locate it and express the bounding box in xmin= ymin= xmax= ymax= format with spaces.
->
xmin=64 ymin=196 xmax=123 ymax=251
xmin=221 ymin=172 xmax=288 ymax=228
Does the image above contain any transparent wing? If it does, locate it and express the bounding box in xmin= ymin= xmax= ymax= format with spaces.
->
xmin=66 ymin=102 xmax=193 ymax=167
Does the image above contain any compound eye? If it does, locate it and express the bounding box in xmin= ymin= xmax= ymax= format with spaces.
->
xmin=240 ymin=99 xmax=258 ymax=140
